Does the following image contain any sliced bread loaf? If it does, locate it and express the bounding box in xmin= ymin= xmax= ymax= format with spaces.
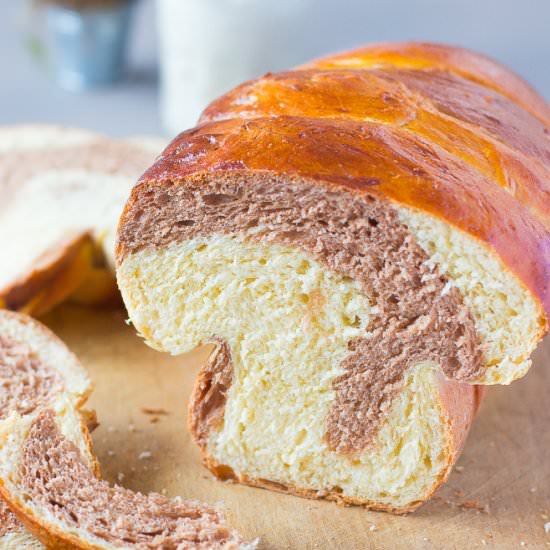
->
xmin=116 ymin=42 xmax=549 ymax=511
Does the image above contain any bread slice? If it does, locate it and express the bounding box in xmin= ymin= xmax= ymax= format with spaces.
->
xmin=0 ymin=309 xmax=94 ymax=549
xmin=116 ymin=42 xmax=549 ymax=511
xmin=0 ymin=310 xmax=256 ymax=549
xmin=0 ymin=125 xmax=165 ymax=316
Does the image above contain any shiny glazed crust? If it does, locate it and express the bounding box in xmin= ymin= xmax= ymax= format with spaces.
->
xmin=299 ymin=42 xmax=550 ymax=125
xmin=119 ymin=42 xmax=550 ymax=321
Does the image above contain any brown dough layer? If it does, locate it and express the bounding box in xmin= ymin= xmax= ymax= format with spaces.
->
xmin=189 ymin=340 xmax=234 ymax=448
xmin=20 ymin=409 xmax=248 ymax=549
xmin=0 ymin=140 xmax=154 ymax=215
xmin=0 ymin=335 xmax=63 ymax=539
xmin=119 ymin=174 xmax=483 ymax=453
xmin=0 ymin=336 xmax=63 ymax=419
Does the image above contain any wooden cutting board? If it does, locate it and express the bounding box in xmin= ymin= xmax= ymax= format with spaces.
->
xmin=42 ymin=304 xmax=550 ymax=550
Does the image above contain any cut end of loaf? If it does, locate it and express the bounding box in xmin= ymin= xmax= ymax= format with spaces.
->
xmin=116 ymin=173 xmax=545 ymax=509
xmin=397 ymin=206 xmax=546 ymax=385
xmin=118 ymin=231 xmax=475 ymax=510
xmin=117 ymin=174 xmax=544 ymax=386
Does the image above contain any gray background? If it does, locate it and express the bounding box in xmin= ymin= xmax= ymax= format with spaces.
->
xmin=1 ymin=0 xmax=549 ymax=137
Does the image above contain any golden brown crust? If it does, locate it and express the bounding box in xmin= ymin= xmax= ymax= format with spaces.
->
xmin=193 ymin=376 xmax=480 ymax=514
xmin=120 ymin=42 xmax=550 ymax=319
xmin=202 ymin=67 xmax=550 ymax=227
xmin=300 ymin=41 xmax=550 ymax=126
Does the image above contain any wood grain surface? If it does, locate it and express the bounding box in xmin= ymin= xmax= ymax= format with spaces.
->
xmin=42 ymin=304 xmax=550 ymax=550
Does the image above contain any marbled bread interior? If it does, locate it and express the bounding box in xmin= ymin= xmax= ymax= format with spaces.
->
xmin=116 ymin=42 xmax=550 ymax=511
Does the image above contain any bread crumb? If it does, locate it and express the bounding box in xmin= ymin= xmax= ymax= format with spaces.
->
xmin=459 ymin=500 xmax=489 ymax=513
xmin=530 ymin=487 xmax=537 ymax=493
xmin=107 ymin=426 xmax=116 ymax=433
xmin=142 ymin=407 xmax=170 ymax=416
xmin=544 ymin=521 xmax=550 ymax=534
xmin=520 ymin=542 xmax=526 ymax=547
xmin=138 ymin=451 xmax=152 ymax=460
xmin=455 ymin=466 xmax=465 ymax=473
xmin=481 ymin=540 xmax=487 ymax=546
xmin=369 ymin=525 xmax=376 ymax=532
xmin=117 ymin=472 xmax=125 ymax=482
xmin=107 ymin=450 xmax=115 ymax=457
xmin=454 ymin=490 xmax=465 ymax=498
xmin=542 ymin=513 xmax=549 ymax=521
xmin=128 ymin=423 xmax=136 ymax=432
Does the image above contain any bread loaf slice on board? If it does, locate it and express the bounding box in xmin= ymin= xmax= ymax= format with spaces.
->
xmin=116 ymin=42 xmax=549 ymax=511
xmin=0 ymin=125 xmax=165 ymax=317
xmin=0 ymin=310 xmax=256 ymax=549
xmin=0 ymin=309 xmax=95 ymax=549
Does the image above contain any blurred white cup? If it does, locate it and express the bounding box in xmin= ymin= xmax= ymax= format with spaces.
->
xmin=157 ymin=0 xmax=312 ymax=136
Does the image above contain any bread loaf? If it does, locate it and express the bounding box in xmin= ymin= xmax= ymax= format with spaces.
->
xmin=0 ymin=125 xmax=164 ymax=316
xmin=116 ymin=42 xmax=549 ymax=511
xmin=0 ymin=310 xmax=255 ymax=549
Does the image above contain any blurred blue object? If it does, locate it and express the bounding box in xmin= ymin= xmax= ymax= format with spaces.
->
xmin=45 ymin=2 xmax=132 ymax=91
xmin=1 ymin=0 xmax=548 ymax=136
